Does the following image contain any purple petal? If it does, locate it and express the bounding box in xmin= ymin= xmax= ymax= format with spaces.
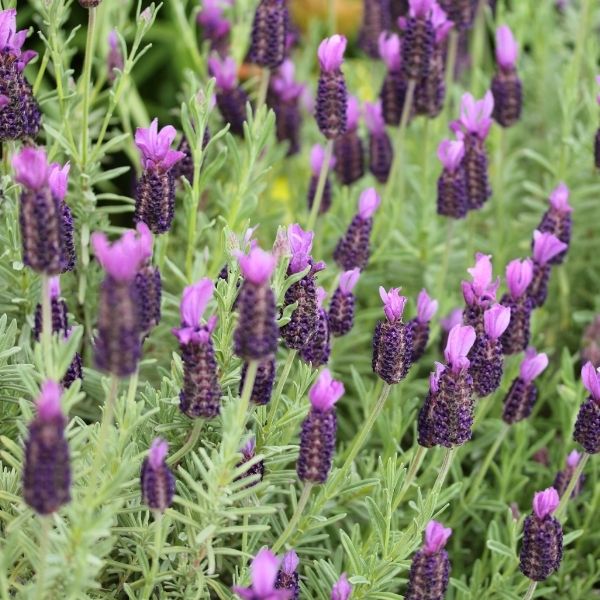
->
xmin=309 ymin=368 xmax=345 ymax=411
xmin=358 ymin=187 xmax=381 ymax=219
xmin=310 ymin=143 xmax=336 ymax=175
xmin=12 ymin=147 xmax=49 ymax=191
xmin=483 ymin=304 xmax=511 ymax=340
xmin=287 ymin=224 xmax=314 ymax=274
xmin=416 ymin=289 xmax=438 ymax=323
xmin=378 ymin=31 xmax=401 ymax=71
xmin=505 ymin=258 xmax=533 ymax=299
xmin=429 ymin=362 xmax=446 ymax=393
xmin=424 ymin=520 xmax=452 ymax=553
xmin=148 ymin=438 xmax=169 ymax=470
xmin=519 ymin=348 xmax=548 ymax=383
xmin=180 ymin=278 xmax=215 ymax=328
xmin=364 ymin=101 xmax=385 ymax=134
xmin=346 ymin=96 xmax=360 ymax=130
xmin=532 ymin=487 xmax=559 ymax=519
xmin=339 ymin=268 xmax=360 ymax=294
xmin=440 ymin=308 xmax=463 ymax=332
xmin=318 ymin=35 xmax=347 ymax=72
xmin=532 ymin=230 xmax=568 ymax=265
xmin=331 ymin=573 xmax=352 ymax=600
xmin=208 ymin=54 xmax=238 ymax=90
xmin=566 ymin=450 xmax=581 ymax=468
xmin=37 ymin=380 xmax=63 ymax=420
xmin=48 ymin=162 xmax=70 ymax=201
xmin=495 ymin=25 xmax=518 ymax=70
xmin=549 ymin=182 xmax=572 ymax=213
xmin=581 ymin=361 xmax=600 ymax=401
xmin=437 ymin=139 xmax=464 ymax=172
xmin=444 ymin=324 xmax=476 ymax=371
xmin=237 ymin=247 xmax=276 ymax=285
xmin=379 ymin=286 xmax=407 ymax=323
xmin=281 ymin=550 xmax=299 ymax=575
xmin=250 ymin=548 xmax=280 ymax=595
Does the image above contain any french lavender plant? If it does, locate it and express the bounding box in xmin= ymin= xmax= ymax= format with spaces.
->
xmin=491 ymin=25 xmax=522 ymax=128
xmin=418 ymin=324 xmax=476 ymax=447
xmin=359 ymin=0 xmax=391 ymax=58
xmin=300 ymin=287 xmax=331 ymax=367
xmin=140 ymin=438 xmax=175 ymax=512
xmin=519 ymin=488 xmax=563 ymax=582
xmin=364 ymin=100 xmax=394 ymax=183
xmin=402 ymin=0 xmax=436 ymax=82
xmin=535 ymin=183 xmax=572 ymax=264
xmin=333 ymin=96 xmax=365 ymax=186
xmin=275 ymin=550 xmax=300 ymax=599
xmin=378 ymin=31 xmax=408 ymax=126
xmin=173 ymin=278 xmax=222 ymax=419
xmin=13 ymin=148 xmax=75 ymax=275
xmin=247 ymin=0 xmax=288 ymax=70
xmin=328 ymin=268 xmax=360 ymax=337
xmin=334 ymin=187 xmax=381 ymax=271
xmin=502 ymin=348 xmax=548 ymax=424
xmin=436 ymin=139 xmax=467 ymax=218
xmin=209 ymin=54 xmax=249 ymax=137
xmin=134 ymin=118 xmax=185 ymax=234
xmin=91 ymin=224 xmax=152 ymax=377
xmin=297 ymin=369 xmax=345 ymax=484
xmin=553 ymin=450 xmax=585 ymax=499
xmin=405 ymin=520 xmax=452 ymax=600
xmin=499 ymin=258 xmax=534 ymax=354
xmin=233 ymin=549 xmax=292 ymax=599
xmin=573 ymin=362 xmax=600 ymax=454
xmin=0 ymin=8 xmax=41 ymax=141
xmin=528 ymin=230 xmax=567 ymax=308
xmin=331 ymin=573 xmax=352 ymax=600
xmin=23 ymin=381 xmax=71 ymax=515
xmin=462 ymin=253 xmax=500 ymax=335
xmin=372 ymin=287 xmax=413 ymax=384
xmin=307 ymin=144 xmax=336 ymax=214
xmin=408 ymin=288 xmax=439 ymax=361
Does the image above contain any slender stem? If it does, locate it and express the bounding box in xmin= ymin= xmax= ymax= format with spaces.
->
xmin=522 ymin=580 xmax=537 ymax=600
xmin=264 ymin=350 xmax=297 ymax=436
xmin=40 ymin=275 xmax=53 ymax=377
xmin=126 ymin=370 xmax=139 ymax=404
xmin=306 ymin=140 xmax=334 ymax=231
xmin=339 ymin=383 xmax=391 ymax=472
xmin=142 ymin=512 xmax=163 ymax=600
xmin=80 ymin=7 xmax=97 ymax=171
xmin=167 ymin=419 xmax=204 ymax=466
xmin=272 ymin=482 xmax=314 ymax=553
xmin=392 ymin=445 xmax=428 ymax=512
xmin=34 ymin=517 xmax=51 ymax=600
xmin=432 ymin=447 xmax=456 ymax=497
xmin=443 ymin=30 xmax=459 ymax=119
xmin=555 ymin=453 xmax=589 ymax=521
xmin=32 ymin=50 xmax=49 ymax=96
xmin=239 ymin=360 xmax=259 ymax=416
xmin=256 ymin=68 xmax=270 ymax=110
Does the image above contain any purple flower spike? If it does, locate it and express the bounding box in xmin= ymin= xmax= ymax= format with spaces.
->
xmin=331 ymin=573 xmax=352 ymax=600
xmin=328 ymin=269 xmax=359 ymax=337
xmin=437 ymin=139 xmax=467 ymax=218
xmin=234 ymin=549 xmax=292 ymax=600
xmin=275 ymin=550 xmax=300 ymax=599
xmin=500 ymin=259 xmax=534 ymax=354
xmin=379 ymin=287 xmax=407 ymax=323
xmin=554 ymin=450 xmax=585 ymax=499
xmin=532 ymin=230 xmax=568 ymax=266
xmin=536 ymin=183 xmax=571 ymax=264
xmin=506 ymin=258 xmax=534 ymax=299
xmin=437 ymin=139 xmax=464 ymax=172
xmin=309 ymin=368 xmax=345 ymax=412
xmin=237 ymin=247 xmax=277 ymax=285
xmin=378 ymin=31 xmax=401 ymax=71
xmin=333 ymin=96 xmax=365 ymax=184
xmin=359 ymin=187 xmax=382 ymax=219
xmin=287 ymin=224 xmax=314 ymax=274
xmin=444 ymin=324 xmax=475 ymax=371
xmin=495 ymin=25 xmax=518 ymax=70
xmin=424 ymin=520 xmax=452 ymax=554
xmin=549 ymin=183 xmax=572 ymax=213
xmin=458 ymin=91 xmax=494 ymax=140
xmin=318 ymin=35 xmax=347 ymax=72
xmin=135 ymin=119 xmax=185 ymax=172
xmin=365 ymin=101 xmax=393 ymax=182
xmin=248 ymin=0 xmax=288 ymax=69
xmin=533 ymin=487 xmax=559 ymax=519
xmin=417 ymin=289 xmax=438 ymax=323
xmin=503 ymin=348 xmax=546 ymax=424
xmin=483 ymin=304 xmax=510 ymax=340
xmin=574 ymin=362 xmax=600 ymax=453
xmin=141 ymin=438 xmax=175 ymax=512
xmin=520 ymin=348 xmax=548 ymax=383
xmin=463 ymin=253 xmax=499 ymax=306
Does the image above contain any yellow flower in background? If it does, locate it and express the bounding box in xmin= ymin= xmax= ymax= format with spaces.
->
xmin=289 ymin=0 xmax=363 ymax=36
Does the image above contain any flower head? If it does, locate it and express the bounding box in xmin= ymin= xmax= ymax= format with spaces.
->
xmin=483 ymin=304 xmax=511 ymax=340
xmin=233 ymin=548 xmax=291 ymax=600
xmin=364 ymin=100 xmax=385 ymax=135
xmin=506 ymin=258 xmax=534 ymax=299
xmin=91 ymin=223 xmax=153 ymax=282
xmin=197 ymin=0 xmax=231 ymax=38
xmin=48 ymin=162 xmax=70 ymax=201
xmin=462 ymin=253 xmax=500 ymax=305
xmin=582 ymin=361 xmax=600 ymax=401
xmin=36 ymin=380 xmax=63 ymax=420
xmin=444 ymin=324 xmax=476 ymax=372
xmin=417 ymin=289 xmax=438 ymax=323
xmin=358 ymin=187 xmax=381 ymax=219
xmin=424 ymin=520 xmax=452 ymax=554
xmin=457 ymin=91 xmax=494 ymax=139
xmin=237 ymin=247 xmax=277 ymax=285
xmin=532 ymin=487 xmax=559 ymax=519
xmin=287 ymin=224 xmax=314 ymax=274
xmin=378 ymin=31 xmax=401 ymax=71
xmin=0 ymin=9 xmax=27 ymax=56
xmin=208 ymin=54 xmax=238 ymax=90
xmin=310 ymin=143 xmax=336 ymax=175
xmin=532 ymin=230 xmax=568 ymax=265
xmin=331 ymin=573 xmax=352 ymax=600
xmin=179 ymin=278 xmax=215 ymax=329
xmin=12 ymin=147 xmax=50 ymax=191
xmin=379 ymin=287 xmax=407 ymax=323
xmin=519 ymin=348 xmax=549 ymax=384
xmin=548 ymin=182 xmax=572 ymax=213
xmin=437 ymin=139 xmax=464 ymax=172
xmin=309 ymin=368 xmax=345 ymax=411
xmin=318 ymin=35 xmax=347 ymax=72
xmin=135 ymin=118 xmax=185 ymax=171
xmin=339 ymin=268 xmax=360 ymax=294
xmin=496 ymin=25 xmax=518 ymax=70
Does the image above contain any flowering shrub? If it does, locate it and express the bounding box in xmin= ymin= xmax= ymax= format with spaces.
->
xmin=1 ymin=1 xmax=600 ymax=599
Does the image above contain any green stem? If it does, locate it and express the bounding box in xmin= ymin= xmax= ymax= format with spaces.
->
xmin=523 ymin=580 xmax=537 ymax=600
xmin=272 ymin=482 xmax=314 ymax=553
xmin=80 ymin=7 xmax=97 ymax=171
xmin=32 ymin=50 xmax=49 ymax=97
xmin=167 ymin=419 xmax=204 ymax=466
xmin=306 ymin=140 xmax=334 ymax=231
xmin=392 ymin=445 xmax=428 ymax=512
xmin=40 ymin=275 xmax=53 ymax=378
xmin=264 ymin=350 xmax=297 ymax=437
xmin=432 ymin=446 xmax=456 ymax=497
xmin=256 ymin=68 xmax=270 ymax=110
xmin=239 ymin=360 xmax=259 ymax=416
xmin=555 ymin=453 xmax=589 ymax=521
xmin=34 ymin=517 xmax=51 ymax=600
xmin=142 ymin=512 xmax=163 ymax=600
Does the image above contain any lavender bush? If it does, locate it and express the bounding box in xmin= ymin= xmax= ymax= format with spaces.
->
xmin=0 ymin=1 xmax=600 ymax=599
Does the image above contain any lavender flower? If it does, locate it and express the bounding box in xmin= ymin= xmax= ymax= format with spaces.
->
xmin=500 ymin=258 xmax=534 ymax=354
xmin=331 ymin=573 xmax=352 ymax=600
xmin=436 ymin=139 xmax=467 ymax=218
xmin=359 ymin=0 xmax=391 ymax=57
xmin=0 ymin=9 xmax=41 ymax=141
xmin=405 ymin=520 xmax=451 ymax=600
xmin=372 ymin=287 xmax=414 ymax=384
xmin=535 ymin=183 xmax=572 ymax=264
xmin=402 ymin=0 xmax=436 ymax=81
xmin=141 ymin=438 xmax=175 ymax=512
xmin=275 ymin=550 xmax=300 ymax=599
xmin=408 ymin=288 xmax=439 ymax=361
xmin=91 ymin=224 xmax=152 ymax=377
xmin=209 ymin=54 xmax=249 ymax=137
xmin=502 ymin=348 xmax=548 ymax=424
xmin=236 ymin=437 xmax=265 ymax=487
xmin=334 ymin=188 xmax=381 ymax=271
xmin=23 ymin=381 xmax=71 ymax=514
xmin=307 ymin=144 xmax=336 ymax=214
xmin=300 ymin=286 xmax=331 ymax=367
xmin=329 ymin=268 xmax=360 ymax=337
xmin=134 ymin=119 xmax=185 ymax=234
xmin=241 ymin=357 xmax=276 ymax=406
xmin=581 ymin=315 xmax=600 ymax=367
xmin=574 ymin=362 xmax=600 ymax=454
xmin=491 ymin=25 xmax=522 ymax=127
xmin=553 ymin=450 xmax=585 ymax=499
xmin=197 ymin=0 xmax=232 ymax=54
xmin=418 ymin=325 xmax=476 ymax=447
xmin=297 ymin=369 xmax=344 ymax=483
xmin=378 ymin=32 xmax=408 ymax=126
xmin=452 ymin=92 xmax=494 ymax=210
xmin=173 ymin=278 xmax=221 ymax=419
xmin=519 ymin=488 xmax=563 ymax=581
xmin=316 ymin=35 xmax=348 ymax=140
xmin=365 ymin=101 xmax=393 ymax=183
xmin=333 ymin=96 xmax=365 ymax=185
xmin=528 ymin=230 xmax=567 ymax=308
xmin=136 ymin=261 xmax=162 ymax=335
xmin=13 ymin=148 xmax=75 ymax=275
xmin=107 ymin=30 xmax=124 ymax=84
xmin=233 ymin=549 xmax=292 ymax=600
xmin=462 ymin=253 xmax=500 ymax=334
xmin=234 ymin=247 xmax=279 ymax=360
xmin=469 ymin=303 xmax=510 ymax=397
xmin=248 ymin=0 xmax=288 ymax=69
xmin=437 ymin=0 xmax=476 ymax=31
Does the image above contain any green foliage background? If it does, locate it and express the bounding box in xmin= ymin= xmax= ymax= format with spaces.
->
xmin=0 ymin=0 xmax=599 ymax=598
